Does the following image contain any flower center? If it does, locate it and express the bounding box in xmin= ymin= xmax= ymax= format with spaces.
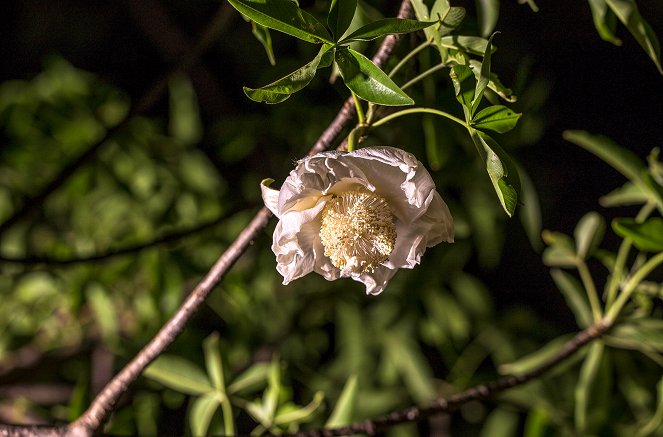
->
xmin=319 ymin=190 xmax=396 ymax=274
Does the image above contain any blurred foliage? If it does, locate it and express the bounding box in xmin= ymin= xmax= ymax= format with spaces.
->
xmin=0 ymin=0 xmax=662 ymax=436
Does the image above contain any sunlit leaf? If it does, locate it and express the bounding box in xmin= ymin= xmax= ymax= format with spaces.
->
xmin=441 ymin=35 xmax=493 ymax=55
xmin=169 ymin=73 xmax=202 ymax=145
xmin=498 ymin=334 xmax=575 ymax=375
xmin=473 ymin=131 xmax=520 ymax=217
xmin=203 ymin=332 xmax=225 ymax=392
xmin=472 ymin=105 xmax=521 ymax=133
xmin=339 ymin=18 xmax=436 ymax=43
xmin=335 ymin=48 xmax=414 ymax=105
xmin=476 ymin=0 xmax=500 ymax=37
xmin=479 ymin=407 xmax=518 ymax=437
xmin=470 ymin=33 xmax=496 ymax=115
xmin=274 ymin=392 xmax=324 ymax=425
xmin=550 ymin=269 xmax=592 ymax=328
xmin=86 ymin=283 xmax=118 ymax=345
xmin=437 ymin=6 xmax=465 ymax=37
xmin=605 ymin=0 xmax=663 ymax=74
xmin=610 ymin=318 xmax=663 ymax=352
xmin=612 ymin=217 xmax=663 ymax=252
xmin=227 ymin=362 xmax=270 ymax=394
xmin=588 ymin=0 xmax=622 ymax=45
xmin=251 ymin=22 xmax=276 ymax=65
xmin=144 ymin=355 xmax=213 ymax=395
xmin=189 ymin=393 xmax=219 ymax=437
xmin=325 ymin=375 xmax=358 ymax=427
xmin=542 ymin=230 xmax=578 ymax=267
xmin=563 ymin=130 xmax=644 ymax=183
xmin=574 ymin=212 xmax=605 ymax=259
xmin=450 ymin=64 xmax=474 ymax=120
xmin=600 ymin=182 xmax=648 ymax=207
xmin=244 ymin=45 xmax=333 ymax=103
xmin=574 ymin=342 xmax=604 ymax=433
xmin=226 ymin=0 xmax=332 ymax=43
xmin=328 ymin=0 xmax=357 ymax=40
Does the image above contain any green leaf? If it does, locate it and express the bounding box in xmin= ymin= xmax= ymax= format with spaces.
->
xmin=450 ymin=64 xmax=474 ymax=120
xmin=203 ymin=333 xmax=225 ymax=392
xmin=244 ymin=45 xmax=333 ymax=103
xmin=144 ymin=355 xmax=213 ymax=395
xmin=227 ymin=362 xmax=270 ymax=394
xmin=86 ymin=283 xmax=118 ymax=346
xmin=612 ymin=217 xmax=663 ymax=252
xmin=339 ymin=18 xmax=437 ymax=43
xmin=335 ymin=48 xmax=414 ymax=106
xmin=563 ymin=130 xmax=645 ymax=183
xmin=635 ymin=376 xmax=663 ymax=437
xmin=605 ymin=0 xmax=663 ymax=74
xmin=264 ymin=358 xmax=281 ymax=422
xmin=575 ymin=342 xmax=605 ymax=433
xmin=251 ymin=22 xmax=276 ymax=65
xmin=473 ymin=131 xmax=521 ymax=217
xmin=440 ymin=35 xmax=493 ymax=55
xmin=542 ymin=230 xmax=578 ymax=267
xmin=471 ymin=33 xmax=497 ymax=115
xmin=498 ymin=333 xmax=575 ymax=375
xmin=472 ymin=105 xmax=521 ymax=133
xmin=328 ymin=0 xmax=357 ymax=40
xmin=226 ymin=0 xmax=332 ymax=43
xmin=610 ymin=318 xmax=663 ymax=352
xmin=479 ymin=407 xmax=519 ymax=437
xmin=574 ymin=212 xmax=605 ymax=259
xmin=550 ymin=269 xmax=593 ymax=328
xmin=274 ymin=392 xmax=324 ymax=425
xmin=189 ymin=393 xmax=219 ymax=437
xmin=588 ymin=0 xmax=622 ymax=45
xmin=169 ymin=73 xmax=203 ymax=145
xmin=437 ymin=6 xmax=465 ymax=38
xmin=600 ymin=182 xmax=648 ymax=207
xmin=325 ymin=375 xmax=358 ymax=427
xmin=476 ymin=0 xmax=500 ymax=37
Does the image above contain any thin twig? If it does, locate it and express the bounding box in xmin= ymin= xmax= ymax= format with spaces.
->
xmin=0 ymin=4 xmax=233 ymax=238
xmin=285 ymin=318 xmax=612 ymax=437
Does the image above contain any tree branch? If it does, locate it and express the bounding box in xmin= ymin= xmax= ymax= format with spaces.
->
xmin=286 ymin=318 xmax=612 ymax=437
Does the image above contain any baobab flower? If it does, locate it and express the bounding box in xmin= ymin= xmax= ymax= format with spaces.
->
xmin=261 ymin=147 xmax=454 ymax=294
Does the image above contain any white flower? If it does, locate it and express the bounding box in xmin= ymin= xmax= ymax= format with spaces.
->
xmin=261 ymin=146 xmax=454 ymax=295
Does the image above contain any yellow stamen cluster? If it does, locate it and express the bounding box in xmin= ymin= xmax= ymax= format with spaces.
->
xmin=319 ymin=190 xmax=396 ymax=273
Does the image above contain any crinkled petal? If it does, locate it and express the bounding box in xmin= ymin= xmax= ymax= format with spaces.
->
xmin=353 ymin=265 xmax=398 ymax=295
xmin=260 ymin=179 xmax=280 ymax=217
xmin=272 ymin=198 xmax=328 ymax=284
xmin=385 ymin=192 xmax=454 ymax=269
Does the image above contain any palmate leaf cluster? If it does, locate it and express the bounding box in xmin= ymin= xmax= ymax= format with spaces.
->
xmin=0 ymin=1 xmax=662 ymax=436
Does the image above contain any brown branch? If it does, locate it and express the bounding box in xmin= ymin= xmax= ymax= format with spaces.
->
xmin=0 ymin=2 xmax=414 ymax=435
xmin=285 ymin=318 xmax=612 ymax=437
xmin=0 ymin=3 xmax=232 ymax=238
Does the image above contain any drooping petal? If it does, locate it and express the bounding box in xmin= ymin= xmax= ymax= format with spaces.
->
xmin=272 ymin=197 xmax=328 ymax=284
xmin=261 ymin=179 xmax=281 ymax=217
xmin=354 ymin=265 xmax=398 ymax=295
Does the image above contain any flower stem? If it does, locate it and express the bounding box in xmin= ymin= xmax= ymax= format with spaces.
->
xmin=371 ymin=107 xmax=466 ymax=130
xmin=352 ymin=92 xmax=366 ymax=125
xmin=220 ymin=393 xmax=235 ymax=436
xmin=401 ymin=62 xmax=449 ymax=90
xmin=577 ymin=261 xmax=602 ymax=321
xmin=389 ymin=40 xmax=432 ymax=78
xmin=605 ymin=250 xmax=663 ymax=323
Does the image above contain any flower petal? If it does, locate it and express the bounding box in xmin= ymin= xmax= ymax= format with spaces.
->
xmin=353 ymin=266 xmax=398 ymax=295
xmin=261 ymin=179 xmax=280 ymax=217
xmin=385 ymin=192 xmax=454 ymax=269
xmin=272 ymin=198 xmax=328 ymax=284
